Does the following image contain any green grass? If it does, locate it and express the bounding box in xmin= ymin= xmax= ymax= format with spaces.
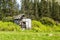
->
xmin=0 ymin=31 xmax=60 ymax=40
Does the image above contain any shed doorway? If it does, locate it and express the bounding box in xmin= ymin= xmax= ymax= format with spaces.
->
xmin=21 ymin=22 xmax=26 ymax=29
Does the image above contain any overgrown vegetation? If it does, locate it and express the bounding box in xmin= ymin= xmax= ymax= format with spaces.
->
xmin=0 ymin=0 xmax=60 ymax=32
xmin=0 ymin=0 xmax=60 ymax=40
xmin=0 ymin=17 xmax=60 ymax=32
xmin=0 ymin=21 xmax=20 ymax=31
xmin=32 ymin=18 xmax=60 ymax=32
xmin=40 ymin=17 xmax=56 ymax=26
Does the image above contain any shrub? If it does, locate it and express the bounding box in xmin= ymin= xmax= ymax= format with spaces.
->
xmin=0 ymin=21 xmax=20 ymax=31
xmin=32 ymin=20 xmax=52 ymax=32
xmin=40 ymin=17 xmax=56 ymax=26
xmin=32 ymin=20 xmax=60 ymax=32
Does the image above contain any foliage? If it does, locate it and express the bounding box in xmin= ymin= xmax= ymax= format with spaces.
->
xmin=32 ymin=20 xmax=60 ymax=32
xmin=53 ymin=26 xmax=60 ymax=32
xmin=0 ymin=0 xmax=20 ymax=20
xmin=0 ymin=0 xmax=60 ymax=22
xmin=2 ymin=17 xmax=14 ymax=22
xmin=40 ymin=17 xmax=56 ymax=26
xmin=21 ymin=0 xmax=60 ymax=22
xmin=0 ymin=0 xmax=60 ymax=32
xmin=0 ymin=21 xmax=20 ymax=31
xmin=32 ymin=20 xmax=51 ymax=32
xmin=0 ymin=20 xmax=60 ymax=32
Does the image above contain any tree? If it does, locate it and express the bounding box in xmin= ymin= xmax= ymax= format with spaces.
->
xmin=40 ymin=0 xmax=50 ymax=17
xmin=21 ymin=0 xmax=60 ymax=22
xmin=0 ymin=0 xmax=19 ymax=20
xmin=51 ymin=0 xmax=60 ymax=21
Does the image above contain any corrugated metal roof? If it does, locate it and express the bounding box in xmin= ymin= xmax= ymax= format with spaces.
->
xmin=13 ymin=14 xmax=25 ymax=19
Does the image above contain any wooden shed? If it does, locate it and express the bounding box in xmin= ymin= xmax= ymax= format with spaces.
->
xmin=13 ymin=14 xmax=31 ymax=29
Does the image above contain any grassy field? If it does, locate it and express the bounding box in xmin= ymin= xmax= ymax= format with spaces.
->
xmin=0 ymin=31 xmax=60 ymax=40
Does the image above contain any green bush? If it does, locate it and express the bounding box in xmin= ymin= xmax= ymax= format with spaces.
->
xmin=32 ymin=20 xmax=60 ymax=32
xmin=0 ymin=21 xmax=20 ymax=31
xmin=40 ymin=17 xmax=56 ymax=26
xmin=32 ymin=20 xmax=52 ymax=32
